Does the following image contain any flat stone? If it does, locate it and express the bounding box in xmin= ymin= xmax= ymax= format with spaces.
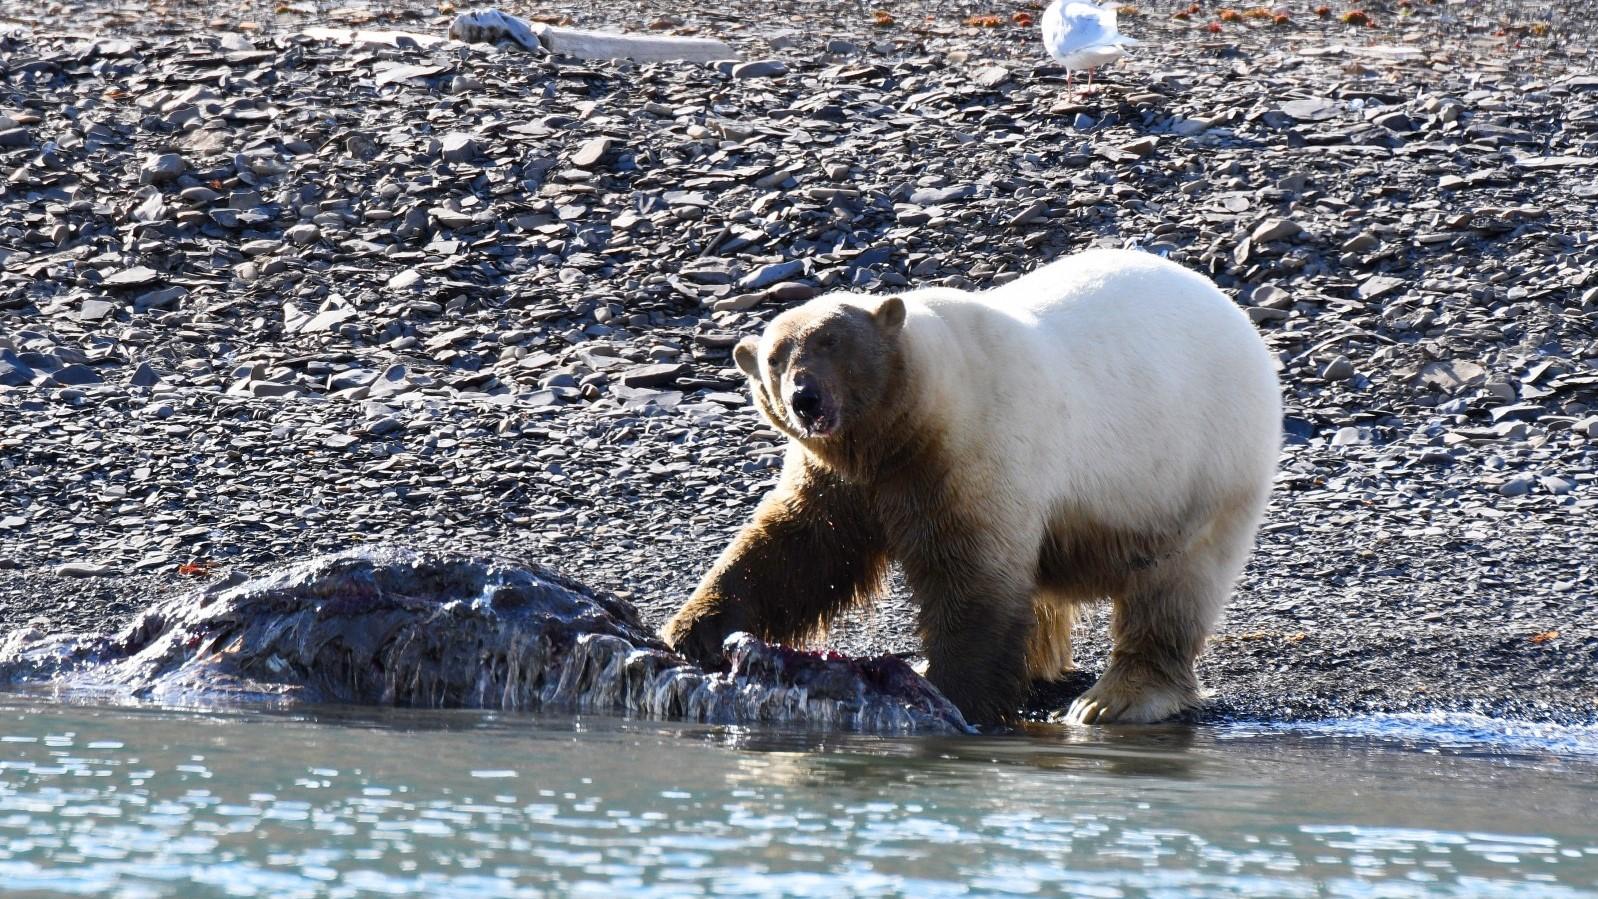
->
xmin=1490 ymin=404 xmax=1544 ymax=423
xmin=78 ymin=299 xmax=117 ymax=321
xmin=1119 ymin=136 xmax=1159 ymax=157
xmin=739 ymin=260 xmax=803 ymax=290
xmin=1498 ymin=475 xmax=1535 ymax=497
xmin=367 ymin=364 xmax=413 ymax=398
xmin=1279 ymin=97 xmax=1338 ymax=121
xmin=972 ymin=65 xmax=1009 ymax=88
xmin=572 ymin=137 xmax=613 ymax=168
xmin=1330 ymin=426 xmax=1364 ymax=446
xmin=621 ymin=363 xmax=690 ymax=388
xmin=45 ymin=364 xmax=102 ymax=387
xmin=1419 ymin=360 xmax=1486 ymax=391
xmin=1341 ymin=232 xmax=1380 ymax=253
xmin=1540 ymin=476 xmax=1575 ymax=495
xmin=438 ymin=133 xmax=480 ymax=164
xmin=1007 ymin=200 xmax=1050 ymax=228
xmin=1251 ymin=218 xmax=1302 ymax=243
xmin=55 ymin=562 xmax=115 ymax=577
xmin=731 ymin=60 xmax=788 ymax=79
xmin=129 ymin=362 xmax=160 ymax=387
xmin=908 ymin=184 xmax=977 ymax=206
xmin=134 ymin=286 xmax=187 ymax=311
xmin=1321 ymin=356 xmax=1355 ymax=381
xmin=140 ymin=152 xmax=187 ymax=185
xmin=104 ymin=266 xmax=161 ymax=288
xmin=765 ymin=282 xmax=820 ymax=302
xmin=1357 ymin=276 xmax=1405 ymax=301
xmin=0 ymin=350 xmax=36 ymax=387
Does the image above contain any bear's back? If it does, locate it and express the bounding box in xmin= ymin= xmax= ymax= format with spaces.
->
xmin=899 ymin=249 xmax=1281 ymax=529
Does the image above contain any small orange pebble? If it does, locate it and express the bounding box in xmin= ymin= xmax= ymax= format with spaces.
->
xmin=1340 ymin=9 xmax=1370 ymax=25
xmin=1218 ymin=8 xmax=1242 ymax=21
xmin=1206 ymin=20 xmax=1223 ymax=31
xmin=1013 ymin=10 xmax=1034 ymax=25
xmin=1530 ymin=630 xmax=1559 ymax=644
xmin=1117 ymin=5 xmax=1140 ymax=15
xmin=1173 ymin=9 xmax=1191 ymax=18
xmin=1244 ymin=7 xmax=1274 ymax=19
xmin=872 ymin=9 xmax=895 ymax=25
xmin=1529 ymin=22 xmax=1549 ymax=35
xmin=1273 ymin=12 xmax=1291 ymax=24
xmin=1314 ymin=5 xmax=1331 ymax=15
xmin=964 ymin=13 xmax=1004 ymax=26
xmin=177 ymin=562 xmax=214 ymax=577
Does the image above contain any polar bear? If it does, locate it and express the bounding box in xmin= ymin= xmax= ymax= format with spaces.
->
xmin=661 ymin=249 xmax=1282 ymax=726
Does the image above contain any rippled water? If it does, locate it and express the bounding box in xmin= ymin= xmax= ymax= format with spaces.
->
xmin=0 ymin=695 xmax=1594 ymax=898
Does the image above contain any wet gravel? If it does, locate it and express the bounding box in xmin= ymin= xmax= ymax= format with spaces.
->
xmin=2 ymin=0 xmax=1596 ymax=726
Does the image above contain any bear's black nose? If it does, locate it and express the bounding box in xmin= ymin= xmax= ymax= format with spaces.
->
xmin=789 ymin=382 xmax=823 ymax=423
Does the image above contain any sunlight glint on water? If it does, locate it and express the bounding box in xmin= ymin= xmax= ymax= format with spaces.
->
xmin=0 ymin=696 xmax=1593 ymax=897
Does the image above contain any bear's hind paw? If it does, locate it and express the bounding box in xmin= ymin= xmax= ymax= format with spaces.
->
xmin=1062 ymin=678 xmax=1192 ymax=725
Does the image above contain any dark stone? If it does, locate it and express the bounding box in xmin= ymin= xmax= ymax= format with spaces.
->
xmin=0 ymin=350 xmax=35 ymax=387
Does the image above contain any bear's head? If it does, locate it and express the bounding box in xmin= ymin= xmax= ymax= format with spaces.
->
xmin=734 ymin=295 xmax=907 ymax=447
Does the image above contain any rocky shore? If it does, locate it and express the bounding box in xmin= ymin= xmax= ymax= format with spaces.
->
xmin=2 ymin=1 xmax=1595 ymax=725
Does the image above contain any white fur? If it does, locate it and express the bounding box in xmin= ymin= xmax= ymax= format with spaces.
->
xmin=878 ymin=249 xmax=1280 ymax=540
xmin=743 ymin=249 xmax=1282 ymax=724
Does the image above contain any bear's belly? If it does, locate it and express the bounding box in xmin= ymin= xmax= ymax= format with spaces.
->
xmin=1034 ymin=515 xmax=1185 ymax=599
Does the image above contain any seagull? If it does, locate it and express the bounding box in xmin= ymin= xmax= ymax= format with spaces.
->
xmin=1041 ymin=0 xmax=1138 ymax=100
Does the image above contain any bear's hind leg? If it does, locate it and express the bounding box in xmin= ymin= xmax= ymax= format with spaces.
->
xmin=1024 ymin=590 xmax=1081 ymax=683
xmin=1062 ymin=557 xmax=1224 ymax=725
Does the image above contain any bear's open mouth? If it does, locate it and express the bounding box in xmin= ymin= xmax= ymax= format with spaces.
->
xmin=803 ymin=414 xmax=838 ymax=438
xmin=794 ymin=405 xmax=838 ymax=438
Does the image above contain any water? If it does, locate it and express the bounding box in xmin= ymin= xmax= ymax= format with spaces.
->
xmin=0 ymin=695 xmax=1594 ymax=898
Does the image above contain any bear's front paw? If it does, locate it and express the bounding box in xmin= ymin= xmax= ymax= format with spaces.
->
xmin=660 ymin=603 xmax=751 ymax=669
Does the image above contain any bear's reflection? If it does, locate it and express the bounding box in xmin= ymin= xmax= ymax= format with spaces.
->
xmin=698 ymin=719 xmax=1202 ymax=790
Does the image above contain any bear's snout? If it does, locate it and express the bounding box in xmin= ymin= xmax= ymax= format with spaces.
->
xmin=787 ymin=374 xmax=836 ymax=437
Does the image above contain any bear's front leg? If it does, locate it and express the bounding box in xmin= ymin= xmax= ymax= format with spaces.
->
xmin=661 ymin=455 xmax=889 ymax=666
xmin=904 ymin=552 xmax=1037 ymax=728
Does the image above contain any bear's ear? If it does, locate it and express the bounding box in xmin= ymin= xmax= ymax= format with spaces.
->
xmin=733 ymin=337 xmax=761 ymax=380
xmin=873 ymin=297 xmax=906 ymax=335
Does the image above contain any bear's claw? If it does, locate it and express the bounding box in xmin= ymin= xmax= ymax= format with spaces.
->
xmin=1063 ymin=677 xmax=1191 ymax=725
